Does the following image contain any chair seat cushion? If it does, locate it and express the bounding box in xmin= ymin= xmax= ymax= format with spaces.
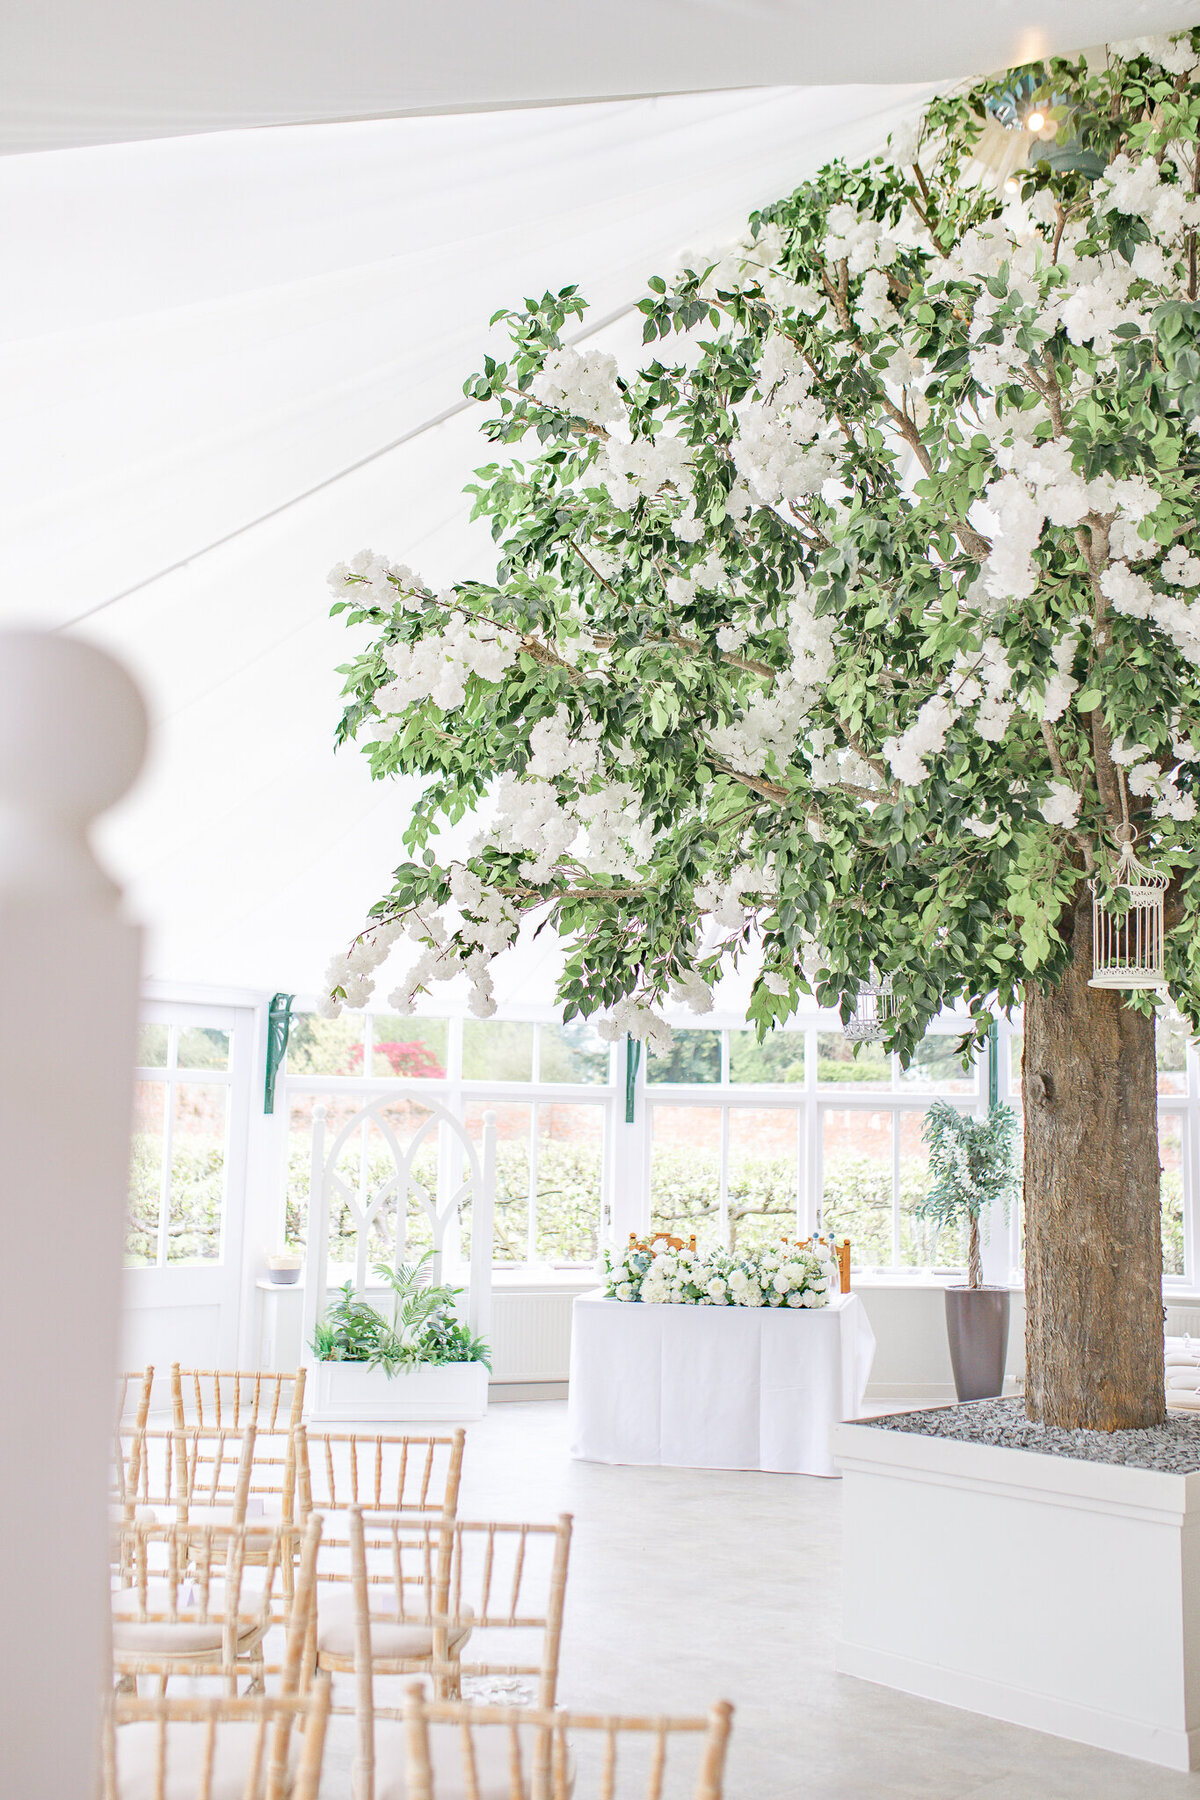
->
xmin=112 ymin=1584 xmax=264 ymax=1658
xmin=316 ymin=1591 xmax=472 ymax=1664
xmin=374 ymin=1720 xmax=553 ymax=1800
xmin=112 ymin=1720 xmax=296 ymax=1799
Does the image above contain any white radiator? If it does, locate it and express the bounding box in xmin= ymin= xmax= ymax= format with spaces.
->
xmin=489 ymin=1289 xmax=581 ymax=1383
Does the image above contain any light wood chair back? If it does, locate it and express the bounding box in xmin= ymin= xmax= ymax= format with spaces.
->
xmin=118 ymin=1366 xmax=156 ymax=1430
xmin=101 ymin=1680 xmax=331 ymax=1800
xmin=398 ymin=1687 xmax=734 ymax=1800
xmin=114 ymin=1426 xmax=190 ymax=1527
xmin=172 ymin=1366 xmax=306 ymax=1433
xmin=340 ymin=1511 xmax=572 ymax=1800
xmin=297 ymin=1426 xmax=465 ymax=1545
xmin=111 ymin=1515 xmax=322 ymax=1694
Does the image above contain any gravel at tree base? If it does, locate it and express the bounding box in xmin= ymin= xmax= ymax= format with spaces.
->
xmin=870 ymin=1397 xmax=1200 ymax=1472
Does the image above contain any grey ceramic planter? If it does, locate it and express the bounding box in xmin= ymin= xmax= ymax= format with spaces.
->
xmin=945 ymin=1285 xmax=1011 ymax=1401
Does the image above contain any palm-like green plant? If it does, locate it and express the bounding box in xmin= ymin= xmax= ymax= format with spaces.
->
xmin=311 ymin=1251 xmax=491 ymax=1373
xmin=912 ymin=1102 xmax=1019 ymax=1288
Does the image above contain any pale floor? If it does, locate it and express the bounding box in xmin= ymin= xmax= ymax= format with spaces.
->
xmin=313 ymin=1398 xmax=1200 ymax=1800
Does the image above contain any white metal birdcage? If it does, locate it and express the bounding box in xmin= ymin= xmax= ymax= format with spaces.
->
xmin=1089 ymin=833 xmax=1169 ymax=991
xmin=844 ymin=973 xmax=898 ymax=1043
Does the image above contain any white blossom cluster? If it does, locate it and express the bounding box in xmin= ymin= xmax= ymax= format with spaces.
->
xmin=595 ymin=434 xmax=693 ymax=510
xmin=732 ymin=337 xmax=837 ymax=506
xmin=327 ymin=549 xmax=427 ymax=611
xmin=706 ymin=583 xmax=837 ymax=778
xmin=605 ymin=1238 xmax=837 ymax=1308
xmin=594 ymin=995 xmax=674 ymax=1056
xmin=1113 ymin=34 xmax=1200 ymax=75
xmin=373 ymin=608 xmax=521 ymax=716
xmin=1101 ymin=561 xmax=1200 ymax=667
xmin=530 ymin=346 xmax=624 ymax=425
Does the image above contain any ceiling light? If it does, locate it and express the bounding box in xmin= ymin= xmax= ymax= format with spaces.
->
xmin=1026 ymin=110 xmax=1046 ymax=133
xmin=1004 ymin=177 xmax=1020 ymax=195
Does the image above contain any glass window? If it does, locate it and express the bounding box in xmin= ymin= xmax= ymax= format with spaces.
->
xmin=1161 ymin=1111 xmax=1186 ymax=1278
xmin=535 ymin=1104 xmax=604 ymax=1263
xmin=898 ymin=1108 xmax=966 ymax=1269
xmin=1009 ymin=1028 xmax=1023 ymax=1095
xmin=463 ymin=1020 xmax=534 ymax=1082
xmin=1159 ymin=1010 xmax=1190 ymax=1097
xmin=467 ymin=1101 xmax=532 ymax=1263
xmin=136 ymin=1024 xmax=169 ymax=1069
xmin=286 ymin=1012 xmax=364 ymax=1077
xmin=371 ymin=1015 xmax=448 ymax=1079
xmin=646 ymin=1030 xmax=721 ymax=1084
xmin=727 ymin=1109 xmax=800 ymax=1254
xmin=176 ymin=1027 xmax=230 ymax=1071
xmin=728 ymin=1029 xmax=805 ymax=1085
xmin=126 ymin=1083 xmax=168 ymax=1265
xmin=650 ymin=1105 xmax=722 ymax=1248
xmin=166 ymin=1084 xmax=228 ymax=1263
xmin=822 ymin=1107 xmax=893 ymax=1265
xmin=898 ymin=1032 xmax=977 ymax=1093
xmin=817 ymin=1032 xmax=889 ymax=1090
xmin=538 ymin=1020 xmax=611 ymax=1085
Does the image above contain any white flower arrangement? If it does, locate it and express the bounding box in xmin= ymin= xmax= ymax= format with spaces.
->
xmin=604 ymin=1238 xmax=838 ymax=1309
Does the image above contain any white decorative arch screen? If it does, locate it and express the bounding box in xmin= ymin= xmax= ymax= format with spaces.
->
xmin=299 ymin=1093 xmax=496 ymax=1362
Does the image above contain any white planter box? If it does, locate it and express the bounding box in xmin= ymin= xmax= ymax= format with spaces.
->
xmin=832 ymin=1421 xmax=1200 ymax=1771
xmin=307 ymin=1361 xmax=489 ymax=1424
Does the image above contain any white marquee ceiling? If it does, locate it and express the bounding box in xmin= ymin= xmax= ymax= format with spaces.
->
xmin=4 ymin=1 xmax=1199 ymax=154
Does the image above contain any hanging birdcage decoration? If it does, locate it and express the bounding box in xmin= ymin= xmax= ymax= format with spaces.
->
xmin=1089 ymin=832 xmax=1169 ymax=991
xmin=844 ymin=973 xmax=898 ymax=1043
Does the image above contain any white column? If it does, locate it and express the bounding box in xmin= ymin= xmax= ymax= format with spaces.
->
xmin=0 ymin=631 xmax=147 ymax=1799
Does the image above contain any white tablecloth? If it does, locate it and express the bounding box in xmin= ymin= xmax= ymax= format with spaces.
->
xmin=567 ymin=1290 xmax=876 ymax=1477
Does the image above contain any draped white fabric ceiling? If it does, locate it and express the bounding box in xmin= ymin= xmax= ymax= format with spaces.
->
xmin=4 ymin=11 xmax=1196 ymax=1002
xmin=5 ymin=1 xmax=1199 ymax=153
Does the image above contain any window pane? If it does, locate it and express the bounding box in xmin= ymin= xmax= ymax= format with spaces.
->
xmin=535 ymin=1105 xmax=603 ymax=1263
xmin=371 ymin=1016 xmax=448 ymax=1079
xmin=817 ymin=1032 xmax=889 ymax=1090
xmin=466 ymin=1102 xmax=531 ymax=1263
xmin=650 ymin=1105 xmax=722 ymax=1248
xmin=822 ymin=1108 xmax=893 ymax=1266
xmin=538 ymin=1020 xmax=611 ymax=1085
xmin=166 ymin=1084 xmax=228 ymax=1264
xmin=898 ymin=1033 xmax=977 ymax=1093
xmin=176 ymin=1027 xmax=230 ymax=1071
xmin=727 ymin=1109 xmax=799 ymax=1254
xmin=136 ymin=1024 xmax=169 ymax=1069
xmin=463 ymin=1021 xmax=534 ymax=1082
xmin=1159 ymin=1010 xmax=1190 ymax=1097
xmin=898 ymin=1109 xmax=967 ymax=1269
xmin=286 ymin=1012 xmax=364 ymax=1076
xmin=728 ymin=1030 xmax=805 ymax=1085
xmin=126 ymin=1082 xmax=167 ymax=1265
xmin=646 ymin=1031 xmax=721 ymax=1085
xmin=1161 ymin=1111 xmax=1186 ymax=1278
xmin=1009 ymin=1028 xmax=1023 ymax=1095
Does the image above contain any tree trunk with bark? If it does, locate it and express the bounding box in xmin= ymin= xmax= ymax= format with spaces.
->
xmin=1023 ymin=889 xmax=1165 ymax=1430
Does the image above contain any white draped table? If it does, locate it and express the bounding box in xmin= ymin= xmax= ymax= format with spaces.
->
xmin=568 ymin=1290 xmax=876 ymax=1477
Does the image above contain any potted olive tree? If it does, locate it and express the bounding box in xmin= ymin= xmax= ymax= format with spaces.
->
xmin=913 ymin=1101 xmax=1019 ymax=1401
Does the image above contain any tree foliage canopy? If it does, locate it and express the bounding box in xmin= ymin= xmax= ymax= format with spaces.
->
xmin=324 ymin=36 xmax=1200 ymax=1063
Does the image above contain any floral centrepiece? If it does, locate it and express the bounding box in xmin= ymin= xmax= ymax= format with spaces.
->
xmin=605 ymin=1239 xmax=839 ymax=1308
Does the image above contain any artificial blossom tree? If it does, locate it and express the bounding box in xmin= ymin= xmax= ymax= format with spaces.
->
xmin=325 ymin=37 xmax=1200 ymax=1432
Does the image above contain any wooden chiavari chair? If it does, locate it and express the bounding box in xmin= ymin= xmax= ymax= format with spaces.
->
xmin=296 ymin=1427 xmax=465 ymax=1555
xmin=329 ymin=1510 xmax=572 ymax=1800
xmin=118 ymin=1366 xmax=156 ymax=1431
xmin=101 ymin=1680 xmax=331 ymax=1800
xmin=111 ymin=1516 xmax=321 ymax=1697
xmin=172 ymin=1366 xmax=306 ymax=1434
xmin=396 ymin=1687 xmax=734 ymax=1800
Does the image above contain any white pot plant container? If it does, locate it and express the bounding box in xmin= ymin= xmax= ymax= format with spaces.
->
xmin=308 ymin=1251 xmax=490 ymax=1423
xmin=911 ymin=1099 xmax=1018 ymax=1401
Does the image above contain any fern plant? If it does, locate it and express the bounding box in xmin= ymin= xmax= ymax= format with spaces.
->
xmin=911 ymin=1102 xmax=1019 ymax=1289
xmin=311 ymin=1250 xmax=491 ymax=1374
